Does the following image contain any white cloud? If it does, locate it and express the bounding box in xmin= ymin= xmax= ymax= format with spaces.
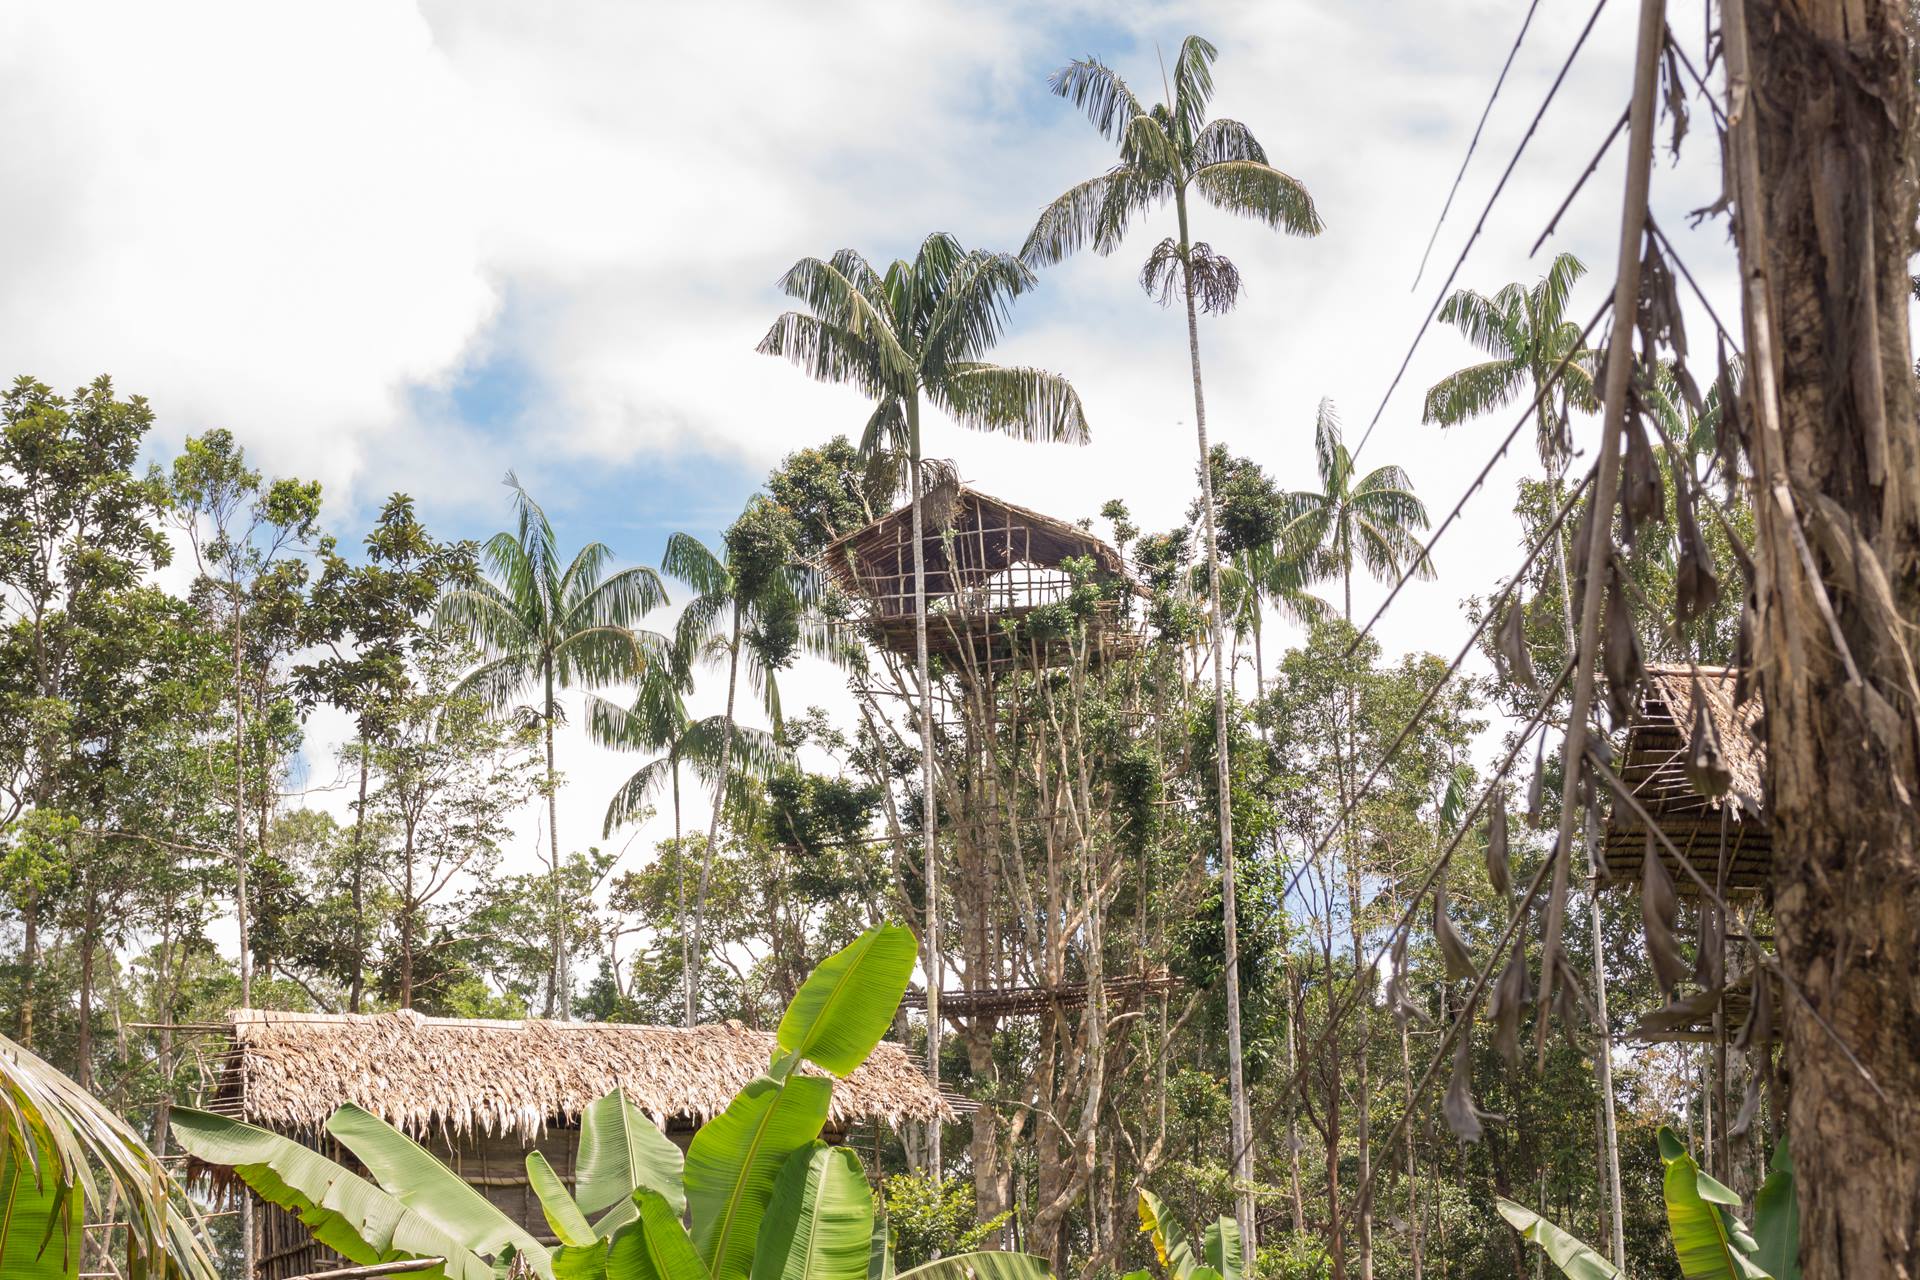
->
xmin=3 ymin=0 xmax=1738 ymax=926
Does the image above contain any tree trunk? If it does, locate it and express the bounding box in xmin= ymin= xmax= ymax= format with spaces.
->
xmin=1342 ymin=564 xmax=1374 ymax=1280
xmin=75 ymin=885 xmax=96 ymax=1092
xmin=1731 ymin=0 xmax=1920 ymax=1274
xmin=693 ymin=606 xmax=743 ymax=1028
xmin=1286 ymin=960 xmax=1307 ymax=1235
xmin=400 ymin=827 xmax=416 ymax=1008
xmin=545 ymin=663 xmax=565 ymax=1019
xmin=233 ymin=593 xmax=251 ymax=1009
xmin=674 ymin=757 xmax=688 ymax=1022
xmin=348 ymin=744 xmax=370 ymax=1013
xmin=18 ymin=885 xmax=36 ymax=1048
xmin=906 ymin=394 xmax=943 ymax=1180
xmin=1176 ymin=185 xmax=1255 ymax=1252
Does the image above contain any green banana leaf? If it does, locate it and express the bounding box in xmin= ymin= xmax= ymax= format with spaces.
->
xmin=1658 ymin=1127 xmax=1770 ymax=1280
xmin=606 ymin=1189 xmax=711 ymax=1280
xmin=894 ymin=1252 xmax=1053 ymax=1280
xmin=1495 ymin=1197 xmax=1623 ymax=1279
xmin=686 ymin=1075 xmax=832 ymax=1280
xmin=169 ymin=1107 xmax=496 ymax=1280
xmin=1751 ymin=1142 xmax=1798 ymax=1280
xmin=1138 ymin=1189 xmax=1199 ymax=1279
xmin=750 ymin=1142 xmax=873 ymax=1280
xmin=0 ymin=1144 xmax=82 ymax=1280
xmin=327 ymin=1104 xmax=551 ymax=1272
xmin=578 ymin=1088 xmax=686 ymax=1218
xmin=773 ymin=925 xmax=918 ymax=1079
xmin=867 ymin=1188 xmax=894 ymax=1280
xmin=1187 ymin=1269 xmax=1224 ymax=1280
xmin=1121 ymin=1272 xmax=1152 ymax=1280
xmin=1202 ymin=1216 xmax=1242 ymax=1280
xmin=528 ymin=1151 xmax=596 ymax=1248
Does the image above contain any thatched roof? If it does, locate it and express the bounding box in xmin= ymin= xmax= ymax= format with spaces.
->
xmin=822 ymin=486 xmax=1141 ymax=608
xmin=1601 ymin=665 xmax=1770 ymax=890
xmin=219 ymin=1010 xmax=950 ymax=1140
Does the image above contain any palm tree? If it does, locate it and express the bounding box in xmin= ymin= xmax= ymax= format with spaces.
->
xmin=1216 ymin=541 xmax=1330 ymax=700
xmin=1422 ymin=258 xmax=1626 ymax=1265
xmin=438 ymin=475 xmax=668 ymax=1019
xmin=760 ymin=233 xmax=1087 ymax=1174
xmin=1024 ymin=34 xmax=1322 ymax=1243
xmin=590 ymin=666 xmax=776 ymax=1027
xmin=1283 ymin=398 xmax=1431 ymax=1280
xmin=659 ymin=504 xmax=824 ymax=1027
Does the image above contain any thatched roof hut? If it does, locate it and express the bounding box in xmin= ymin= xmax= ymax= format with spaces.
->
xmin=822 ymin=486 xmax=1144 ymax=668
xmin=1601 ymin=665 xmax=1770 ymax=891
xmin=214 ymin=1010 xmax=947 ymax=1279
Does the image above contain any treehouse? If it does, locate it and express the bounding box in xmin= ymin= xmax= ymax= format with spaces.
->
xmin=823 ymin=486 xmax=1146 ymax=674
xmin=201 ymin=1009 xmax=949 ymax=1280
xmin=1600 ymin=665 xmax=1770 ymax=893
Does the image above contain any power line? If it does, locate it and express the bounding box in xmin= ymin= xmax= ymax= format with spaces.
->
xmin=1409 ymin=0 xmax=1548 ymax=291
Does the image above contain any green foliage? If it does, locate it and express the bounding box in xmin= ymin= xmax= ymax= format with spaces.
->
xmin=1250 ymin=1234 xmax=1333 ymax=1280
xmin=881 ymin=1175 xmax=1013 ymax=1270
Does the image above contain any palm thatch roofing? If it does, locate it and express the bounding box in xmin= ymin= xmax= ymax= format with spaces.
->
xmin=822 ymin=486 xmax=1141 ymax=613
xmin=215 ymin=1009 xmax=950 ymax=1140
xmin=822 ymin=487 xmax=1146 ymax=667
xmin=1601 ymin=665 xmax=1770 ymax=891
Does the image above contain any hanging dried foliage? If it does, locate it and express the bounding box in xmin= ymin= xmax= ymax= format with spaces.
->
xmin=1526 ymin=732 xmax=1547 ymax=828
xmin=1640 ymin=832 xmax=1690 ymax=996
xmin=1733 ymin=600 xmax=1757 ymax=708
xmin=1442 ymin=1028 xmax=1497 ymax=1143
xmin=1694 ymin=897 xmax=1725 ymax=991
xmin=1485 ymin=937 xmax=1533 ymax=1069
xmin=1672 ymin=461 xmax=1721 ymax=627
xmin=1734 ymin=959 xmax=1774 ymax=1055
xmin=1433 ymin=873 xmax=1476 ymax=982
xmin=1495 ymin=593 xmax=1536 ymax=689
xmin=1620 ymin=411 xmax=1666 ymax=548
xmin=1485 ymin=789 xmax=1512 ymax=897
xmin=1729 ymin=1072 xmax=1762 ymax=1139
xmin=1386 ymin=925 xmax=1432 ymax=1029
xmin=1603 ymin=559 xmax=1646 ymax=727
xmin=1713 ymin=345 xmax=1745 ymax=500
xmin=1631 ymin=986 xmax=1723 ymax=1038
xmin=1684 ymin=682 xmax=1733 ymax=798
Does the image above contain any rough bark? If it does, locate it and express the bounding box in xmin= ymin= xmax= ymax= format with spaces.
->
xmin=692 ymin=607 xmax=743 ymax=1029
xmin=1738 ymin=0 xmax=1920 ymax=1274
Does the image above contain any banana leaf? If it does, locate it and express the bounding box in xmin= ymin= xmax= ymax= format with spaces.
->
xmin=1750 ymin=1142 xmax=1798 ymax=1280
xmin=528 ymin=1151 xmax=596 ymax=1248
xmin=686 ymin=1075 xmax=832 ymax=1280
xmin=577 ymin=1088 xmax=687 ymax=1234
xmin=750 ymin=1142 xmax=873 ymax=1280
xmin=867 ymin=1191 xmax=894 ymax=1280
xmin=1495 ymin=1197 xmax=1622 ymax=1280
xmin=1138 ymin=1189 xmax=1198 ymax=1279
xmin=0 ymin=1144 xmax=82 ymax=1280
xmin=773 ymin=925 xmax=917 ymax=1079
xmin=1202 ymin=1216 xmax=1242 ymax=1280
xmin=169 ymin=1107 xmax=496 ymax=1280
xmin=606 ymin=1189 xmax=710 ymax=1280
xmin=1657 ymin=1127 xmax=1770 ymax=1279
xmin=327 ymin=1104 xmax=550 ymax=1272
xmin=894 ymin=1252 xmax=1052 ymax=1280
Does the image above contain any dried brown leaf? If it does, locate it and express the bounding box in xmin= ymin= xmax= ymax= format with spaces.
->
xmin=1640 ymin=833 xmax=1690 ymax=996
xmin=1684 ymin=684 xmax=1732 ymax=799
xmin=1433 ymin=876 xmax=1476 ymax=983
xmin=1495 ymin=595 xmax=1536 ymax=689
xmin=1485 ymin=791 xmax=1512 ymax=898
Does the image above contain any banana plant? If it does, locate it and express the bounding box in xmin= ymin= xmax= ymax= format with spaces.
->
xmin=1496 ymin=1128 xmax=1799 ymax=1280
xmin=174 ymin=924 xmax=1053 ymax=1280
xmin=0 ymin=1031 xmax=218 ymax=1280
xmin=1129 ymin=1187 xmax=1241 ymax=1280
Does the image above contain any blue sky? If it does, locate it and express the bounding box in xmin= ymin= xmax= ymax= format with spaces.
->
xmin=0 ymin=0 xmax=1735 ymax=873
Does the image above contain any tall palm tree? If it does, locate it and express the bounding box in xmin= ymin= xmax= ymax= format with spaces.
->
xmin=1024 ymin=34 xmax=1322 ymax=1243
xmin=1422 ymin=258 xmax=1626 ymax=1265
xmin=760 ymin=233 xmax=1087 ymax=1174
xmin=1216 ymin=541 xmax=1330 ymax=700
xmin=438 ymin=475 xmax=668 ymax=1018
xmin=1283 ymin=399 xmax=1431 ymax=1280
xmin=589 ymin=665 xmax=776 ymax=1025
xmin=660 ymin=508 xmax=822 ymax=1027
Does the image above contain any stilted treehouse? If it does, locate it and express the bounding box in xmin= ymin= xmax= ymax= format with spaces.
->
xmin=1601 ymin=665 xmax=1778 ymax=1046
xmin=821 ymin=486 xmax=1147 ymax=674
xmin=198 ymin=1009 xmax=950 ymax=1280
xmin=1601 ymin=664 xmax=1769 ymax=893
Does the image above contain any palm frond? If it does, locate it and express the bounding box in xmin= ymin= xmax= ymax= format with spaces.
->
xmin=1193 ymin=118 xmax=1268 ymax=167
xmin=1170 ymin=35 xmax=1220 ymax=144
xmin=663 ymin=533 xmax=730 ymax=598
xmin=567 ymin=564 xmax=669 ymax=636
xmin=674 ymin=592 xmax=732 ymax=662
xmin=769 ymin=257 xmax=913 ymax=380
xmin=923 ymin=250 xmax=1038 ymax=374
xmin=757 ymin=313 xmax=894 ymax=400
xmin=1048 ymin=55 xmax=1148 ymax=144
xmin=1312 ymin=398 xmax=1348 ymax=494
xmin=603 ymin=756 xmax=676 ymax=836
xmin=933 ymin=363 xmax=1090 ymax=444
xmin=1435 ymin=288 xmax=1522 ymax=359
xmin=1536 ymin=251 xmax=1587 ymax=329
xmin=435 ymin=581 xmax=528 ymax=656
xmin=450 ymin=652 xmax=538 ymax=714
xmin=553 ymin=623 xmax=659 ymax=690
xmin=858 ymin=398 xmax=911 ymax=462
xmin=1022 ymin=167 xmax=1166 ymax=266
xmin=1190 ymin=160 xmax=1323 ymax=236
xmin=1421 ymin=357 xmax=1528 ymax=426
xmin=501 ymin=471 xmax=559 ymax=597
